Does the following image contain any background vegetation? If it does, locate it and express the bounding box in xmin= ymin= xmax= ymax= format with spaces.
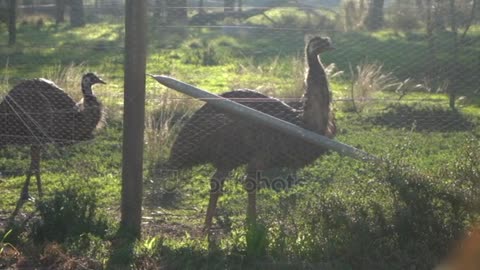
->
xmin=0 ymin=0 xmax=480 ymax=269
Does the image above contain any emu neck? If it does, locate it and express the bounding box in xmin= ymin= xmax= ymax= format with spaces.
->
xmin=81 ymin=82 xmax=94 ymax=98
xmin=302 ymin=54 xmax=332 ymax=135
xmin=75 ymin=84 xmax=102 ymax=140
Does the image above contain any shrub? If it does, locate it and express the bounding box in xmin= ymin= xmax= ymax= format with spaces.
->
xmin=32 ymin=187 xmax=109 ymax=243
xmin=262 ymin=137 xmax=480 ymax=269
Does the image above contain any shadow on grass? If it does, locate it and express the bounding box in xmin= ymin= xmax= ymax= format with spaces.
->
xmin=368 ymin=103 xmax=475 ymax=132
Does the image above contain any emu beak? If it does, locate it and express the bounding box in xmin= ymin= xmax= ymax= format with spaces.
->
xmin=97 ymin=78 xmax=107 ymax=84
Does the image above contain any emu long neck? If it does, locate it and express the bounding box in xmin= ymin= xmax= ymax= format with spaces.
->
xmin=82 ymin=81 xmax=94 ymax=97
xmin=75 ymin=84 xmax=102 ymax=141
xmin=302 ymin=53 xmax=333 ymax=136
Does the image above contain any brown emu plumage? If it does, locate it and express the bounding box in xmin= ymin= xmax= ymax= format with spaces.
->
xmin=167 ymin=36 xmax=336 ymax=230
xmin=0 ymin=73 xmax=105 ymax=220
xmin=0 ymin=78 xmax=102 ymax=146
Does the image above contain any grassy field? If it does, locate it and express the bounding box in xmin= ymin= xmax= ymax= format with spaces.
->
xmin=0 ymin=14 xmax=480 ymax=270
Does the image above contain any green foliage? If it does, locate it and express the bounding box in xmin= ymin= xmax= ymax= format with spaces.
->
xmin=245 ymin=222 xmax=268 ymax=259
xmin=0 ymin=229 xmax=17 ymax=255
xmin=31 ymin=187 xmax=110 ymax=243
xmin=258 ymin=138 xmax=480 ymax=269
xmin=0 ymin=229 xmax=18 ymax=268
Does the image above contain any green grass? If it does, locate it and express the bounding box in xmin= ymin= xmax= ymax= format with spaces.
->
xmin=0 ymin=16 xmax=480 ymax=269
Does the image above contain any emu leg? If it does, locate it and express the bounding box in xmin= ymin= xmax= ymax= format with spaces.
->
xmin=8 ymin=146 xmax=39 ymax=223
xmin=204 ymin=170 xmax=229 ymax=232
xmin=245 ymin=167 xmax=259 ymax=227
xmin=31 ymin=145 xmax=42 ymax=198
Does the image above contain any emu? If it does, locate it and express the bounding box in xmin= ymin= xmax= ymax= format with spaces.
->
xmin=167 ymin=36 xmax=336 ymax=231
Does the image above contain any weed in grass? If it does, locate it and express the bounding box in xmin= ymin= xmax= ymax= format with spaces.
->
xmin=31 ymin=187 xmax=110 ymax=243
xmin=179 ymin=37 xmax=237 ymax=66
xmin=0 ymin=229 xmax=19 ymax=267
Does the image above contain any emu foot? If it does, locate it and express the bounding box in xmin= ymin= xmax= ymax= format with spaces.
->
xmin=19 ymin=191 xmax=35 ymax=202
xmin=9 ymin=191 xmax=36 ymax=225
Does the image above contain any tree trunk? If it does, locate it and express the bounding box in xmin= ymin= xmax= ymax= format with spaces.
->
xmin=224 ymin=0 xmax=235 ymax=16
xmin=55 ymin=0 xmax=66 ymax=24
xmin=433 ymin=0 xmax=446 ymax=31
xmin=238 ymin=0 xmax=242 ymax=12
xmin=70 ymin=0 xmax=85 ymax=27
xmin=8 ymin=0 xmax=16 ymax=46
xmin=153 ymin=0 xmax=161 ymax=18
xmin=415 ymin=0 xmax=424 ymax=18
xmin=426 ymin=0 xmax=437 ymax=78
xmin=448 ymin=0 xmax=458 ymax=110
xmin=167 ymin=0 xmax=187 ymax=25
xmin=461 ymin=0 xmax=478 ymax=42
xmin=198 ymin=0 xmax=204 ymax=14
xmin=364 ymin=0 xmax=384 ymax=31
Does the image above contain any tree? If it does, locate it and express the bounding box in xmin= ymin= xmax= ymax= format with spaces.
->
xmin=415 ymin=0 xmax=424 ymax=17
xmin=8 ymin=0 xmax=16 ymax=46
xmin=55 ymin=0 xmax=66 ymax=24
xmin=167 ymin=0 xmax=187 ymax=25
xmin=364 ymin=0 xmax=384 ymax=31
xmin=198 ymin=0 xmax=204 ymax=14
xmin=153 ymin=0 xmax=166 ymax=24
xmin=448 ymin=0 xmax=459 ymax=109
xmin=70 ymin=0 xmax=85 ymax=27
xmin=425 ymin=0 xmax=437 ymax=78
xmin=224 ymin=0 xmax=235 ymax=16
xmin=461 ymin=0 xmax=478 ymax=41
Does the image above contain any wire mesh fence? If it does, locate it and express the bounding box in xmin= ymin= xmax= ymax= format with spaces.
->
xmin=0 ymin=0 xmax=480 ymax=268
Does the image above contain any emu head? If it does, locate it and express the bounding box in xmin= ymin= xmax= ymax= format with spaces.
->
xmin=306 ymin=36 xmax=335 ymax=56
xmin=81 ymin=73 xmax=106 ymax=96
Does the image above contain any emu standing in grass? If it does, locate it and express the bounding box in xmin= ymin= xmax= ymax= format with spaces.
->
xmin=167 ymin=36 xmax=336 ymax=231
xmin=0 ymin=73 xmax=105 ymax=218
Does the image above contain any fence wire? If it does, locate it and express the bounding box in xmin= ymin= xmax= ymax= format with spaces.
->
xmin=0 ymin=0 xmax=479 ymax=238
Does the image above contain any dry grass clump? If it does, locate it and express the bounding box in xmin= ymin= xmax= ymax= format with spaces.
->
xmin=144 ymin=90 xmax=199 ymax=167
xmin=347 ymin=62 xmax=398 ymax=112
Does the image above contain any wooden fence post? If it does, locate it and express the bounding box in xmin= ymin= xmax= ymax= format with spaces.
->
xmin=121 ymin=0 xmax=147 ymax=238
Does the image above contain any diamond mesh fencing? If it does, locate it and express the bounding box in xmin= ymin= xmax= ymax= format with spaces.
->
xmin=0 ymin=0 xmax=479 ymax=263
